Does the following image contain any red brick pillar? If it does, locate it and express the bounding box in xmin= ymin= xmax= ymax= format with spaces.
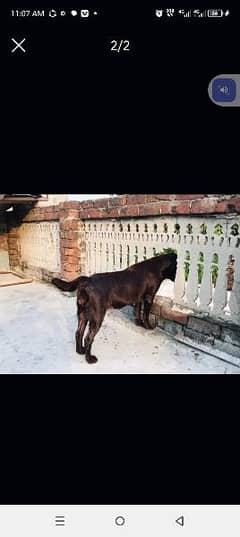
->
xmin=7 ymin=226 xmax=21 ymax=270
xmin=59 ymin=203 xmax=86 ymax=280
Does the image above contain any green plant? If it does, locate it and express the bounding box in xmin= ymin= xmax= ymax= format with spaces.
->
xmin=162 ymin=248 xmax=177 ymax=255
xmin=154 ymin=248 xmax=177 ymax=257
xmin=184 ymin=262 xmax=190 ymax=282
xmin=200 ymin=223 xmax=207 ymax=235
xmin=214 ymin=224 xmax=223 ymax=236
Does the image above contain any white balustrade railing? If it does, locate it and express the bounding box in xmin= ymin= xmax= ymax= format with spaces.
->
xmin=84 ymin=216 xmax=240 ymax=325
xmin=19 ymin=222 xmax=61 ymax=272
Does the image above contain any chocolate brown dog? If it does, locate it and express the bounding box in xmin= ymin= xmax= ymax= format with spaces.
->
xmin=52 ymin=253 xmax=177 ymax=364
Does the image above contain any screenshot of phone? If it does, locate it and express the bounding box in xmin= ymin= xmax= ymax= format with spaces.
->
xmin=2 ymin=3 xmax=240 ymax=532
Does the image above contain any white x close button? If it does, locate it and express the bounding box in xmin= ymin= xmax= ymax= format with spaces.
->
xmin=11 ymin=38 xmax=26 ymax=53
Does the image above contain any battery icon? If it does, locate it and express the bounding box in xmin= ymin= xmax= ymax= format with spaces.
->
xmin=207 ymin=9 xmax=224 ymax=17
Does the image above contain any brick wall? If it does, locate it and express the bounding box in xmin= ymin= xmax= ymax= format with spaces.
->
xmin=4 ymin=194 xmax=240 ymax=281
xmin=6 ymin=203 xmax=83 ymax=280
xmin=74 ymin=194 xmax=240 ymax=219
xmin=57 ymin=203 xmax=82 ymax=279
xmin=7 ymin=226 xmax=20 ymax=270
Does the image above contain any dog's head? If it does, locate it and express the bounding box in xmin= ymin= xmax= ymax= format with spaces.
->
xmin=164 ymin=253 xmax=177 ymax=282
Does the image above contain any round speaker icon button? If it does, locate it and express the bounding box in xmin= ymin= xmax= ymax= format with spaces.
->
xmin=212 ymin=78 xmax=236 ymax=102
xmin=208 ymin=74 xmax=240 ymax=106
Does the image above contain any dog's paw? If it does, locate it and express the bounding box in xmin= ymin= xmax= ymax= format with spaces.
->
xmin=144 ymin=323 xmax=154 ymax=330
xmin=86 ymin=355 xmax=98 ymax=364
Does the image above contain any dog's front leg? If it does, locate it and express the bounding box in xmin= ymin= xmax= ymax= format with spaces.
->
xmin=143 ymin=294 xmax=155 ymax=329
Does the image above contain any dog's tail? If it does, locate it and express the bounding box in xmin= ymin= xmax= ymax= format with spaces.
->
xmin=52 ymin=275 xmax=89 ymax=292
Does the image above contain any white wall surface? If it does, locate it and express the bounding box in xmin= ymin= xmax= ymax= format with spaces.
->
xmin=68 ymin=194 xmax=113 ymax=201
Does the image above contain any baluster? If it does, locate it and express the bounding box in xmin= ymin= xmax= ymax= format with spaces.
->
xmin=174 ymin=249 xmax=186 ymax=304
xmin=94 ymin=241 xmax=97 ymax=274
xmin=198 ymin=253 xmax=213 ymax=312
xmin=100 ymin=239 xmax=104 ymax=272
xmin=108 ymin=241 xmax=112 ymax=271
xmin=86 ymin=238 xmax=90 ymax=276
xmin=168 ymin=219 xmax=175 ymax=249
xmin=185 ymin=249 xmax=199 ymax=308
xmin=115 ymin=243 xmax=120 ymax=270
xmin=127 ymin=245 xmax=130 ymax=268
xmin=212 ymin=252 xmax=228 ymax=317
xmin=121 ymin=240 xmax=127 ymax=270
xmin=90 ymin=235 xmax=94 ymax=274
xmin=95 ymin=232 xmax=99 ymax=273
xmin=138 ymin=241 xmax=144 ymax=262
xmin=106 ymin=242 xmax=109 ymax=272
xmin=86 ymin=236 xmax=90 ymax=274
xmin=119 ymin=244 xmax=123 ymax=269
xmin=228 ymin=254 xmax=240 ymax=324
xmin=129 ymin=243 xmax=134 ymax=266
xmin=134 ymin=245 xmax=138 ymax=264
xmin=86 ymin=241 xmax=90 ymax=275
xmin=112 ymin=242 xmax=115 ymax=271
xmin=98 ymin=242 xmax=102 ymax=273
xmin=84 ymin=230 xmax=88 ymax=274
xmin=102 ymin=237 xmax=107 ymax=273
xmin=94 ymin=230 xmax=98 ymax=272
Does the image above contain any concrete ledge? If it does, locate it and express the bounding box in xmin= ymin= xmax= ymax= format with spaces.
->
xmin=17 ymin=265 xmax=59 ymax=283
xmin=184 ymin=327 xmax=214 ymax=346
xmin=161 ymin=304 xmax=188 ymax=325
xmin=150 ymin=300 xmax=240 ymax=368
xmin=0 ymin=271 xmax=33 ymax=287
xmin=221 ymin=326 xmax=240 ymax=346
xmin=188 ymin=316 xmax=221 ymax=338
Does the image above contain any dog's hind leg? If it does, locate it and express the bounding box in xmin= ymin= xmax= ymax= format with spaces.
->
xmin=135 ymin=301 xmax=144 ymax=326
xmin=84 ymin=312 xmax=106 ymax=364
xmin=76 ymin=312 xmax=88 ymax=355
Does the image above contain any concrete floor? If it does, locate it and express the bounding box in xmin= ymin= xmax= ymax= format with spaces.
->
xmin=0 ymin=281 xmax=239 ymax=374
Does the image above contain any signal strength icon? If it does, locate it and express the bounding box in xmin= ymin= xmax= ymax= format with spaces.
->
xmin=193 ymin=9 xmax=207 ymax=17
xmin=179 ymin=9 xmax=192 ymax=18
